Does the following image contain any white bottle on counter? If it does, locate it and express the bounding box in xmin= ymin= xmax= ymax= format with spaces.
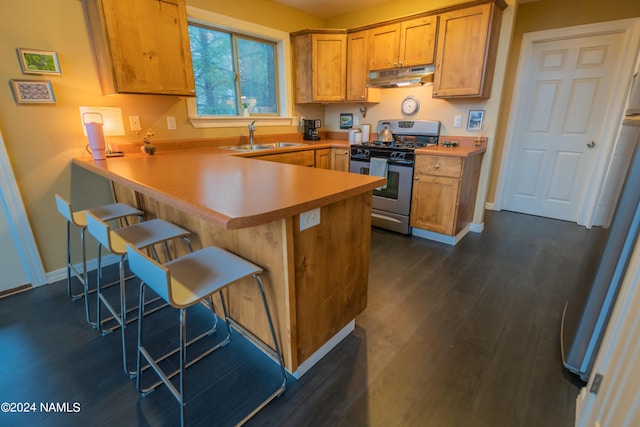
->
xmin=361 ymin=124 xmax=370 ymax=143
xmin=348 ymin=129 xmax=361 ymax=144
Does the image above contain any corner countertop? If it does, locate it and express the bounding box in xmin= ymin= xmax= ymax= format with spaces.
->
xmin=72 ymin=148 xmax=384 ymax=230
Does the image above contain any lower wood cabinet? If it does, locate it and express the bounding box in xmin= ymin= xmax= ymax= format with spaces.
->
xmin=331 ymin=147 xmax=350 ymax=172
xmin=410 ymin=153 xmax=483 ymax=235
xmin=315 ymin=149 xmax=331 ymax=169
xmin=253 ymin=147 xmax=350 ymax=171
xmin=255 ymin=150 xmax=315 ymax=167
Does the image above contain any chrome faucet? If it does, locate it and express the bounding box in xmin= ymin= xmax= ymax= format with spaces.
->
xmin=248 ymin=120 xmax=257 ymax=145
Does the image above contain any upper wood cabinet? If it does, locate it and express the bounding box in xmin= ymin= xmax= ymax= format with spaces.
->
xmin=368 ymin=16 xmax=438 ymax=71
xmin=291 ymin=30 xmax=348 ymax=103
xmin=346 ymin=31 xmax=380 ymax=102
xmin=432 ymin=2 xmax=503 ymax=98
xmin=83 ymin=0 xmax=195 ymax=96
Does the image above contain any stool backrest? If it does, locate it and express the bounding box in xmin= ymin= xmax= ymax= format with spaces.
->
xmin=55 ymin=194 xmax=74 ymax=224
xmin=125 ymin=243 xmax=172 ymax=305
xmin=85 ymin=211 xmax=113 ymax=251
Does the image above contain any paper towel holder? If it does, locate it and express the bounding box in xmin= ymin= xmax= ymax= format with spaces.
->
xmin=83 ymin=112 xmax=107 ymax=160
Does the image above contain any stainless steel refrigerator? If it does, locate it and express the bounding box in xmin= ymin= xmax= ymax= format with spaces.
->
xmin=561 ymin=131 xmax=640 ymax=382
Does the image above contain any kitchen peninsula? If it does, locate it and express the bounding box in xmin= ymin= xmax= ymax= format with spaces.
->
xmin=73 ymin=149 xmax=385 ymax=377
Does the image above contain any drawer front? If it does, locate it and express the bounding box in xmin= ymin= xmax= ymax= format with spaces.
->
xmin=415 ymin=155 xmax=462 ymax=178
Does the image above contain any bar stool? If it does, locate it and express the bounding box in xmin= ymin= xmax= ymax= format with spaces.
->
xmin=55 ymin=194 xmax=143 ymax=326
xmin=85 ymin=211 xmax=193 ymax=376
xmin=125 ymin=243 xmax=287 ymax=427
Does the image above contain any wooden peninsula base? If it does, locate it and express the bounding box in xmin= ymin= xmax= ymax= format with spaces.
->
xmin=73 ymin=151 xmax=384 ymax=377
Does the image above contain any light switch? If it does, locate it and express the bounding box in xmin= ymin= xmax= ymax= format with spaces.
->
xmin=129 ymin=115 xmax=142 ymax=131
xmin=454 ymin=115 xmax=462 ymax=128
xmin=300 ymin=208 xmax=321 ymax=231
xmin=167 ymin=116 xmax=177 ymax=130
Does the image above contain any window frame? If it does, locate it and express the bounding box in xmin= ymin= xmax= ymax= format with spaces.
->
xmin=186 ymin=7 xmax=294 ymax=128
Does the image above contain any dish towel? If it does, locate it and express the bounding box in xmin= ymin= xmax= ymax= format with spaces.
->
xmin=369 ymin=157 xmax=388 ymax=190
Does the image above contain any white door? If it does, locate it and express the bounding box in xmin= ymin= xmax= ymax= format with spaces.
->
xmin=502 ymin=33 xmax=625 ymax=222
xmin=0 ymin=128 xmax=46 ymax=292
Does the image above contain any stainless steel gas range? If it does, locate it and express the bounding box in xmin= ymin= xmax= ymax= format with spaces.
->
xmin=349 ymin=119 xmax=441 ymax=234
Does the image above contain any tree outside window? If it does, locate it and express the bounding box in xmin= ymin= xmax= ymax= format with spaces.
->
xmin=189 ymin=24 xmax=278 ymax=117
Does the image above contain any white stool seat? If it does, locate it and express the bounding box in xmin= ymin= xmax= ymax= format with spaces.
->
xmin=55 ymin=194 xmax=142 ymax=326
xmin=85 ymin=211 xmax=192 ymax=376
xmin=126 ymin=243 xmax=287 ymax=427
xmin=110 ymin=219 xmax=193 ymax=255
xmin=164 ymin=247 xmax=262 ymax=308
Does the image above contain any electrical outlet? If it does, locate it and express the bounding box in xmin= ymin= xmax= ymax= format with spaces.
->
xmin=129 ymin=115 xmax=142 ymax=131
xmin=167 ymin=116 xmax=177 ymax=130
xmin=300 ymin=208 xmax=321 ymax=231
xmin=454 ymin=115 xmax=462 ymax=128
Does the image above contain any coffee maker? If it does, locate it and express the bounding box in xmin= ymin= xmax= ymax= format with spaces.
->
xmin=303 ymin=119 xmax=321 ymax=141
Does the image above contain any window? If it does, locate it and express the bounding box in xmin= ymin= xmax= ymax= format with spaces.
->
xmin=186 ymin=7 xmax=293 ymax=128
xmin=189 ymin=25 xmax=277 ymax=116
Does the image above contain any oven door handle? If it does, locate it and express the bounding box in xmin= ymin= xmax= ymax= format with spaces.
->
xmin=371 ymin=213 xmax=404 ymax=224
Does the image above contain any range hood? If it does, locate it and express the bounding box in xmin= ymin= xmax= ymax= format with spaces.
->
xmin=367 ymin=65 xmax=435 ymax=88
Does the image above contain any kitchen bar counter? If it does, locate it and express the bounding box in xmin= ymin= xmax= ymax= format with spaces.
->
xmin=73 ymin=149 xmax=381 ymax=229
xmin=73 ymin=149 xmax=384 ymax=377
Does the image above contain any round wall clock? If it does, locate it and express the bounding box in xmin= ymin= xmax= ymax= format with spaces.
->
xmin=401 ymin=95 xmax=420 ymax=115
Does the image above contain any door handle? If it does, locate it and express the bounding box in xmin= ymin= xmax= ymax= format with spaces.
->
xmin=587 ymin=141 xmax=596 ymax=148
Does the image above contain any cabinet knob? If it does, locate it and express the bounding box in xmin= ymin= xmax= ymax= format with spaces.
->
xmin=414 ymin=175 xmax=419 ymax=180
xmin=432 ymin=91 xmax=438 ymax=96
xmin=434 ymin=163 xmax=440 ymax=169
xmin=398 ymin=61 xmax=403 ymax=67
xmin=587 ymin=141 xmax=596 ymax=148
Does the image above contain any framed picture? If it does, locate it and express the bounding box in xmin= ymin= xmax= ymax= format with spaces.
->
xmin=467 ymin=110 xmax=484 ymax=131
xmin=340 ymin=113 xmax=353 ymax=129
xmin=17 ymin=48 xmax=61 ymax=75
xmin=10 ymin=79 xmax=56 ymax=104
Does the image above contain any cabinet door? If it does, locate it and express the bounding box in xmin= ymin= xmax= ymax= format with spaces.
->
xmin=410 ymin=174 xmax=460 ymax=235
xmin=256 ymin=151 xmax=315 ymax=167
xmin=312 ymin=34 xmax=347 ymax=102
xmin=347 ymin=31 xmax=381 ymax=102
xmin=399 ymin=16 xmax=438 ymax=67
xmin=88 ymin=0 xmax=195 ymax=95
xmin=331 ymin=148 xmax=350 ymax=172
xmin=433 ymin=3 xmax=496 ymax=98
xmin=368 ymin=24 xmax=401 ymax=71
xmin=315 ymin=149 xmax=331 ymax=169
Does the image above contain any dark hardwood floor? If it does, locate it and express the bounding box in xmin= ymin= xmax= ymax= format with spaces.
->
xmin=0 ymin=210 xmax=590 ymax=426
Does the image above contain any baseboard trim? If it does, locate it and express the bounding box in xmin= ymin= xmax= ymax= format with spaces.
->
xmin=411 ymin=224 xmax=471 ymax=245
xmin=292 ymin=319 xmax=355 ymax=379
xmin=0 ymin=284 xmax=32 ymax=299
xmin=45 ymin=254 xmax=122 ymax=286
xmin=470 ymin=222 xmax=485 ymax=233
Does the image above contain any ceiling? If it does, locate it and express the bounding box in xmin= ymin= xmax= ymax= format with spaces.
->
xmin=272 ymin=0 xmax=539 ymax=19
xmin=272 ymin=0 xmax=391 ymax=19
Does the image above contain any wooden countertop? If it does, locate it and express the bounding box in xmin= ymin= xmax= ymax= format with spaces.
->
xmin=73 ymin=148 xmax=385 ymax=230
xmin=415 ymin=144 xmax=486 ymax=158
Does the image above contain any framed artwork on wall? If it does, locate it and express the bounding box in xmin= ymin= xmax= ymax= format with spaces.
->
xmin=340 ymin=113 xmax=353 ymax=129
xmin=467 ymin=110 xmax=484 ymax=131
xmin=10 ymin=80 xmax=56 ymax=104
xmin=17 ymin=48 xmax=61 ymax=75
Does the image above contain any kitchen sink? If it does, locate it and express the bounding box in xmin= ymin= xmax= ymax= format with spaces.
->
xmin=220 ymin=142 xmax=308 ymax=152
